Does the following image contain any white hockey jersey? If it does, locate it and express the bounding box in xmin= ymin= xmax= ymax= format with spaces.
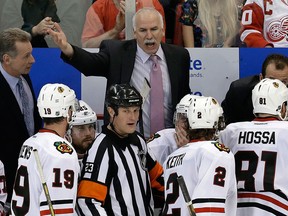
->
xmin=0 ymin=161 xmax=6 ymax=215
xmin=11 ymin=129 xmax=80 ymax=216
xmin=241 ymin=0 xmax=288 ymax=47
xmin=220 ymin=118 xmax=288 ymax=216
xmin=147 ymin=128 xmax=178 ymax=166
xmin=162 ymin=140 xmax=237 ymax=216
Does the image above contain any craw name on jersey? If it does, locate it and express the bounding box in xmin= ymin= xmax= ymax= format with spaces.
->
xmin=19 ymin=145 xmax=33 ymax=160
xmin=238 ymin=131 xmax=275 ymax=145
xmin=166 ymin=153 xmax=186 ymax=169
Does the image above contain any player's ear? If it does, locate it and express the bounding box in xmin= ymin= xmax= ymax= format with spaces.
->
xmin=107 ymin=107 xmax=115 ymax=118
xmin=280 ymin=102 xmax=287 ymax=120
xmin=259 ymin=73 xmax=263 ymax=80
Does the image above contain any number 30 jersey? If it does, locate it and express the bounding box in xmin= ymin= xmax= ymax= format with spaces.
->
xmin=219 ymin=118 xmax=288 ymax=216
xmin=11 ymin=129 xmax=80 ymax=216
xmin=162 ymin=140 xmax=237 ymax=216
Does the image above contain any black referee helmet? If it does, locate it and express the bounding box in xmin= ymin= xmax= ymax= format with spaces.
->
xmin=105 ymin=84 xmax=143 ymax=114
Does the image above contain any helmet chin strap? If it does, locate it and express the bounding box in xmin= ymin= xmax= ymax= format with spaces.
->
xmin=65 ymin=113 xmax=73 ymax=142
xmin=109 ymin=115 xmax=128 ymax=138
xmin=65 ymin=127 xmax=72 ymax=143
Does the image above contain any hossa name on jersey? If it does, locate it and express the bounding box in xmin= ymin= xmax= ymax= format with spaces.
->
xmin=238 ymin=131 xmax=275 ymax=145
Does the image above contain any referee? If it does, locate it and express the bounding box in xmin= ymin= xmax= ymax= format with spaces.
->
xmin=77 ymin=84 xmax=164 ymax=215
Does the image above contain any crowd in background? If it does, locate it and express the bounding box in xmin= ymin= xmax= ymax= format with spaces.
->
xmin=1 ymin=0 xmax=288 ymax=215
xmin=1 ymin=0 xmax=275 ymax=48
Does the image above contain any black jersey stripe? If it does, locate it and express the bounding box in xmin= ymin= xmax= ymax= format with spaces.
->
xmin=78 ymin=130 xmax=157 ymax=215
xmin=128 ymin=144 xmax=151 ymax=215
xmin=40 ymin=199 xmax=73 ymax=206
xmin=193 ymin=198 xmax=226 ymax=204
xmin=91 ymin=140 xmax=108 ymax=180
xmin=86 ymin=198 xmax=101 ymax=216
xmin=114 ymin=144 xmax=140 ymax=215
xmin=238 ymin=202 xmax=287 ymax=216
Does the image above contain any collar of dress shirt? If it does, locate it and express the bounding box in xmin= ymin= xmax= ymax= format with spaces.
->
xmin=136 ymin=43 xmax=165 ymax=64
xmin=0 ymin=62 xmax=20 ymax=90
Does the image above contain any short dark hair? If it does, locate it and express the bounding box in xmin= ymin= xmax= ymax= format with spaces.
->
xmin=43 ymin=117 xmax=65 ymax=125
xmin=187 ymin=129 xmax=216 ymax=140
xmin=262 ymin=54 xmax=288 ymax=77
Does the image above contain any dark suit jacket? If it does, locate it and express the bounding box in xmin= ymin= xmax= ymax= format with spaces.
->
xmin=61 ymin=39 xmax=191 ymax=125
xmin=221 ymin=75 xmax=260 ymax=125
xmin=21 ymin=0 xmax=60 ymax=47
xmin=0 ymin=72 xmax=42 ymax=202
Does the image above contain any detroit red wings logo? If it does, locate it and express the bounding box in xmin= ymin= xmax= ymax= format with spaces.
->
xmin=267 ymin=15 xmax=288 ymax=42
xmin=54 ymin=141 xmax=73 ymax=154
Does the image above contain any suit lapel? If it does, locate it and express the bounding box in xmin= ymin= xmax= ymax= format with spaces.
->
xmin=0 ymin=71 xmax=24 ymax=117
xmin=161 ymin=43 xmax=178 ymax=106
xmin=121 ymin=40 xmax=137 ymax=83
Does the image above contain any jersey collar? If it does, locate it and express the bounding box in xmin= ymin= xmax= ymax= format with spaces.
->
xmin=102 ymin=125 xmax=140 ymax=150
xmin=253 ymin=117 xmax=279 ymax=122
xmin=39 ymin=128 xmax=61 ymax=136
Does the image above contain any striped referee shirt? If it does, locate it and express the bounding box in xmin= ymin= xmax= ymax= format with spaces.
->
xmin=77 ymin=125 xmax=164 ymax=216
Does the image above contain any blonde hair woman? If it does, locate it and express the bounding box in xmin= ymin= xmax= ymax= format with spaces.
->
xmin=180 ymin=0 xmax=239 ymax=47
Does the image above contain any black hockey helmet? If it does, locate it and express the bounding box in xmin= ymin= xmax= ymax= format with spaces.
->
xmin=105 ymin=83 xmax=143 ymax=108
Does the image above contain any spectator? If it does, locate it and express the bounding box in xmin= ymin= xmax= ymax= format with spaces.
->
xmin=81 ymin=0 xmax=166 ymax=48
xmin=162 ymin=96 xmax=237 ymax=215
xmin=222 ymin=53 xmax=288 ymax=125
xmin=45 ymin=0 xmax=92 ymax=47
xmin=11 ymin=83 xmax=80 ymax=215
xmin=77 ymin=83 xmax=164 ymax=215
xmin=0 ymin=161 xmax=7 ymax=216
xmin=219 ymin=78 xmax=288 ymax=215
xmin=179 ymin=0 xmax=239 ymax=47
xmin=67 ymin=100 xmax=97 ymax=167
xmin=147 ymin=94 xmax=198 ymax=165
xmin=240 ymin=0 xmax=288 ymax=47
xmin=0 ymin=0 xmax=90 ymax=47
xmin=48 ymin=7 xmax=191 ymax=138
xmin=0 ymin=28 xmax=42 ymax=213
xmin=21 ymin=0 xmax=60 ymax=47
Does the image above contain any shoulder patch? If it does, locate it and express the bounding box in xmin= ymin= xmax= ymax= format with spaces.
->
xmin=212 ymin=142 xmax=230 ymax=153
xmin=54 ymin=141 xmax=73 ymax=154
xmin=146 ymin=133 xmax=161 ymax=143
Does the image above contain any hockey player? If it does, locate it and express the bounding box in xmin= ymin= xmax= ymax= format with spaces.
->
xmin=0 ymin=161 xmax=7 ymax=216
xmin=11 ymin=83 xmax=80 ymax=215
xmin=77 ymin=83 xmax=164 ymax=215
xmin=220 ymin=78 xmax=288 ymax=215
xmin=67 ymin=100 xmax=97 ymax=164
xmin=240 ymin=0 xmax=288 ymax=47
xmin=162 ymin=96 xmax=237 ymax=216
xmin=147 ymin=94 xmax=199 ymax=165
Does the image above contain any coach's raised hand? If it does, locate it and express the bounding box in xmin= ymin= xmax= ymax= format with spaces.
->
xmin=47 ymin=22 xmax=74 ymax=58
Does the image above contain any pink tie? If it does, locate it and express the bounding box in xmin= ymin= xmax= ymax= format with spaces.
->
xmin=150 ymin=55 xmax=165 ymax=134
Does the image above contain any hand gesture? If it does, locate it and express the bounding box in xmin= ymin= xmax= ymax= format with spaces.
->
xmin=47 ymin=22 xmax=74 ymax=57
xmin=174 ymin=124 xmax=189 ymax=148
xmin=32 ymin=17 xmax=55 ymax=36
xmin=115 ymin=0 xmax=125 ymax=33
